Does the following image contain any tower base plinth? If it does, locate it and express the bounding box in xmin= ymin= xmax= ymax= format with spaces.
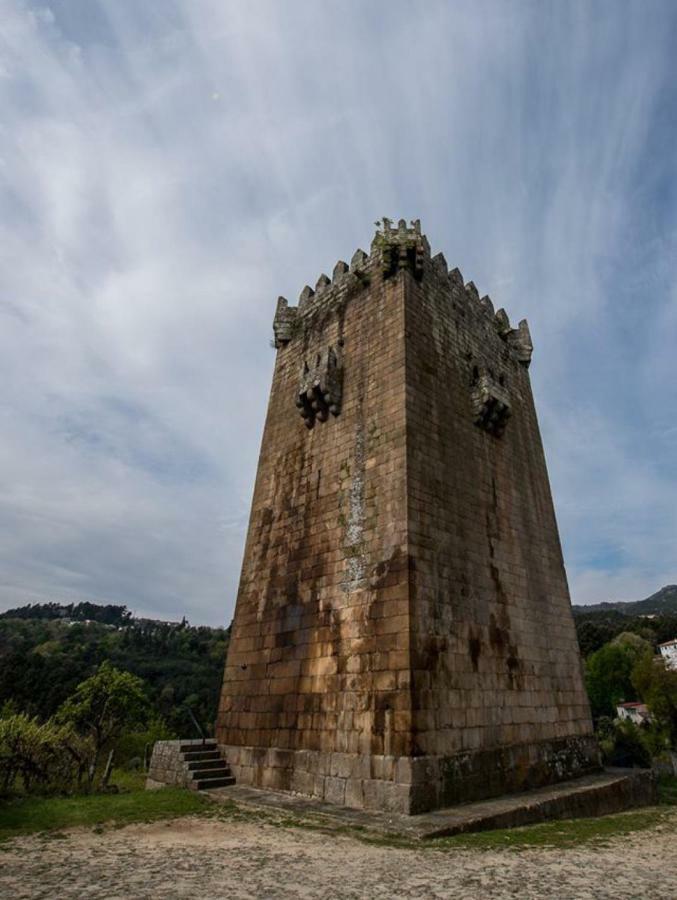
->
xmin=219 ymin=734 xmax=602 ymax=815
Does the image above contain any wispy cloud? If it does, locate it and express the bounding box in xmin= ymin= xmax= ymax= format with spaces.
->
xmin=1 ymin=0 xmax=676 ymax=623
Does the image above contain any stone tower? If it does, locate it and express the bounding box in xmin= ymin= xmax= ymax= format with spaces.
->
xmin=216 ymin=219 xmax=599 ymax=814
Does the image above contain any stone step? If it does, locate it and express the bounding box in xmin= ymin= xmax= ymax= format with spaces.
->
xmin=182 ymin=750 xmax=221 ymax=762
xmin=179 ymin=740 xmax=216 ymax=753
xmin=191 ymin=766 xmax=232 ymax=781
xmin=192 ymin=774 xmax=236 ymax=790
xmin=186 ymin=758 xmax=226 ymax=772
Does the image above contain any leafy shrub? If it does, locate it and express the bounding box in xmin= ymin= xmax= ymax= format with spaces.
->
xmin=0 ymin=714 xmax=89 ymax=794
xmin=116 ymin=716 xmax=176 ymax=770
xmin=597 ymin=719 xmax=651 ymax=768
xmin=632 ymin=654 xmax=677 ymax=746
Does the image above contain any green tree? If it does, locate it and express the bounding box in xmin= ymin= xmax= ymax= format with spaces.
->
xmin=57 ymin=661 xmax=149 ymax=787
xmin=585 ymin=641 xmax=642 ymax=719
xmin=576 ymin=619 xmax=617 ymax=657
xmin=632 ymin=655 xmax=677 ymax=747
xmin=611 ymin=632 xmax=653 ymax=660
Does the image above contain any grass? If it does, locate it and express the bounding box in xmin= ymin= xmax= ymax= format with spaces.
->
xmin=0 ymin=771 xmax=208 ymax=844
xmin=430 ymin=806 xmax=672 ymax=851
xmin=1 ymin=774 xmax=675 ymax=851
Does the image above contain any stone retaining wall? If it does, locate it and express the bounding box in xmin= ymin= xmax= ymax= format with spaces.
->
xmin=146 ymin=740 xmax=192 ymax=789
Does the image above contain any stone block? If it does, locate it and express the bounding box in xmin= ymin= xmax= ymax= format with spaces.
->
xmin=330 ymin=752 xmax=354 ymax=779
xmin=395 ymin=757 xmax=413 ymax=784
xmin=370 ymin=755 xmax=396 ymax=781
xmin=312 ymin=775 xmax=326 ymax=799
xmin=291 ymin=769 xmax=315 ymax=795
xmin=383 ymin=782 xmax=411 ymax=814
xmin=324 ymin=776 xmax=347 ymax=806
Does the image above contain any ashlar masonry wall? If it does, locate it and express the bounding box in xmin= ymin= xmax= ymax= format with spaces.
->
xmin=217 ymin=247 xmax=416 ymax=812
xmin=403 ymin=262 xmax=597 ymax=811
xmin=216 ymin=220 xmax=599 ymax=814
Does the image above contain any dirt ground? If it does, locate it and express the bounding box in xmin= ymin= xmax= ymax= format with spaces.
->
xmin=2 ymin=814 xmax=676 ymax=900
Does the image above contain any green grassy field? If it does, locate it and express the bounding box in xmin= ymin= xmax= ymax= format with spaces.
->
xmin=433 ymin=805 xmax=674 ymax=851
xmin=0 ymin=772 xmax=207 ymax=843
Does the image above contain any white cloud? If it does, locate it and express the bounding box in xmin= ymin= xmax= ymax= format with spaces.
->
xmin=1 ymin=0 xmax=676 ymax=623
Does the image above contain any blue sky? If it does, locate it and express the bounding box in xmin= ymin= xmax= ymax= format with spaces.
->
xmin=1 ymin=0 xmax=676 ymax=625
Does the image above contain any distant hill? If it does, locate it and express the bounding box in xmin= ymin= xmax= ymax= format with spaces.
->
xmin=572 ymin=584 xmax=677 ymax=617
xmin=0 ymin=601 xmax=133 ymax=626
xmin=0 ymin=601 xmax=229 ymax=736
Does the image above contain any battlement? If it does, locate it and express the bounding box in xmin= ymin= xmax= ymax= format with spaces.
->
xmin=370 ymin=217 xmax=430 ymax=280
xmin=272 ymin=220 xmax=533 ymax=368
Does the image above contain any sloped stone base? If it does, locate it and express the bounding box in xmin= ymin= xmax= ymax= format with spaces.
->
xmin=203 ymin=768 xmax=656 ymax=838
xmin=410 ymin=734 xmax=602 ymax=813
xmin=409 ymin=768 xmax=656 ymax=837
xmin=219 ymin=734 xmax=601 ymax=815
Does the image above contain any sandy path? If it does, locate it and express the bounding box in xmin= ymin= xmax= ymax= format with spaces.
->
xmin=1 ymin=814 xmax=676 ymax=900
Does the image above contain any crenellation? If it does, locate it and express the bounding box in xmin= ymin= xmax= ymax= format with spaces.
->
xmin=494 ymin=307 xmax=511 ymax=335
xmin=332 ymin=260 xmax=349 ymax=280
xmin=508 ymin=318 xmax=534 ymax=368
xmin=273 ymin=225 xmax=532 ymax=382
xmin=350 ymin=248 xmax=368 ymax=271
xmin=464 ymin=280 xmax=480 ymax=303
xmin=373 ymin=218 xmax=428 ymax=280
xmin=479 ymin=294 xmax=494 ymax=316
xmin=448 ymin=266 xmax=464 ymax=289
xmin=272 ymin=297 xmax=298 ymax=348
xmin=298 ymin=284 xmax=315 ymax=309
xmin=431 ymin=252 xmax=448 ymax=276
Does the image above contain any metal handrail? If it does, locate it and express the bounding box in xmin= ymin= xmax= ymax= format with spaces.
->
xmin=186 ymin=706 xmax=207 ymax=746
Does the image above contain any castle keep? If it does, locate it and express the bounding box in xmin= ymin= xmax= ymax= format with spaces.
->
xmin=216 ymin=219 xmax=599 ymax=814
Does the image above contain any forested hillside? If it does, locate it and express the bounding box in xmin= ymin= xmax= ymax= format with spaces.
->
xmin=572 ymin=599 xmax=677 ymax=659
xmin=572 ymin=585 xmax=677 ymax=618
xmin=0 ymin=603 xmax=229 ymax=736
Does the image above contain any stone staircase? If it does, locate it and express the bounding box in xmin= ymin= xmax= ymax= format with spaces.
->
xmin=179 ymin=739 xmax=235 ymax=791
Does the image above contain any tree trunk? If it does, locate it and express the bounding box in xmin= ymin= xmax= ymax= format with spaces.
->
xmin=101 ymin=749 xmax=115 ymax=789
xmin=87 ymin=746 xmax=100 ymax=791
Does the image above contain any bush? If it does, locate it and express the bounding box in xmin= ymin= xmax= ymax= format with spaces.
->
xmin=0 ymin=714 xmax=89 ymax=794
xmin=597 ymin=719 xmax=652 ymax=768
xmin=116 ymin=716 xmax=176 ymax=770
xmin=632 ymin=654 xmax=677 ymax=747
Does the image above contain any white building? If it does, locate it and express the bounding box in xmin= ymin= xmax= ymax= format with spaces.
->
xmin=659 ymin=638 xmax=677 ymax=671
xmin=616 ymin=701 xmax=650 ymax=725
